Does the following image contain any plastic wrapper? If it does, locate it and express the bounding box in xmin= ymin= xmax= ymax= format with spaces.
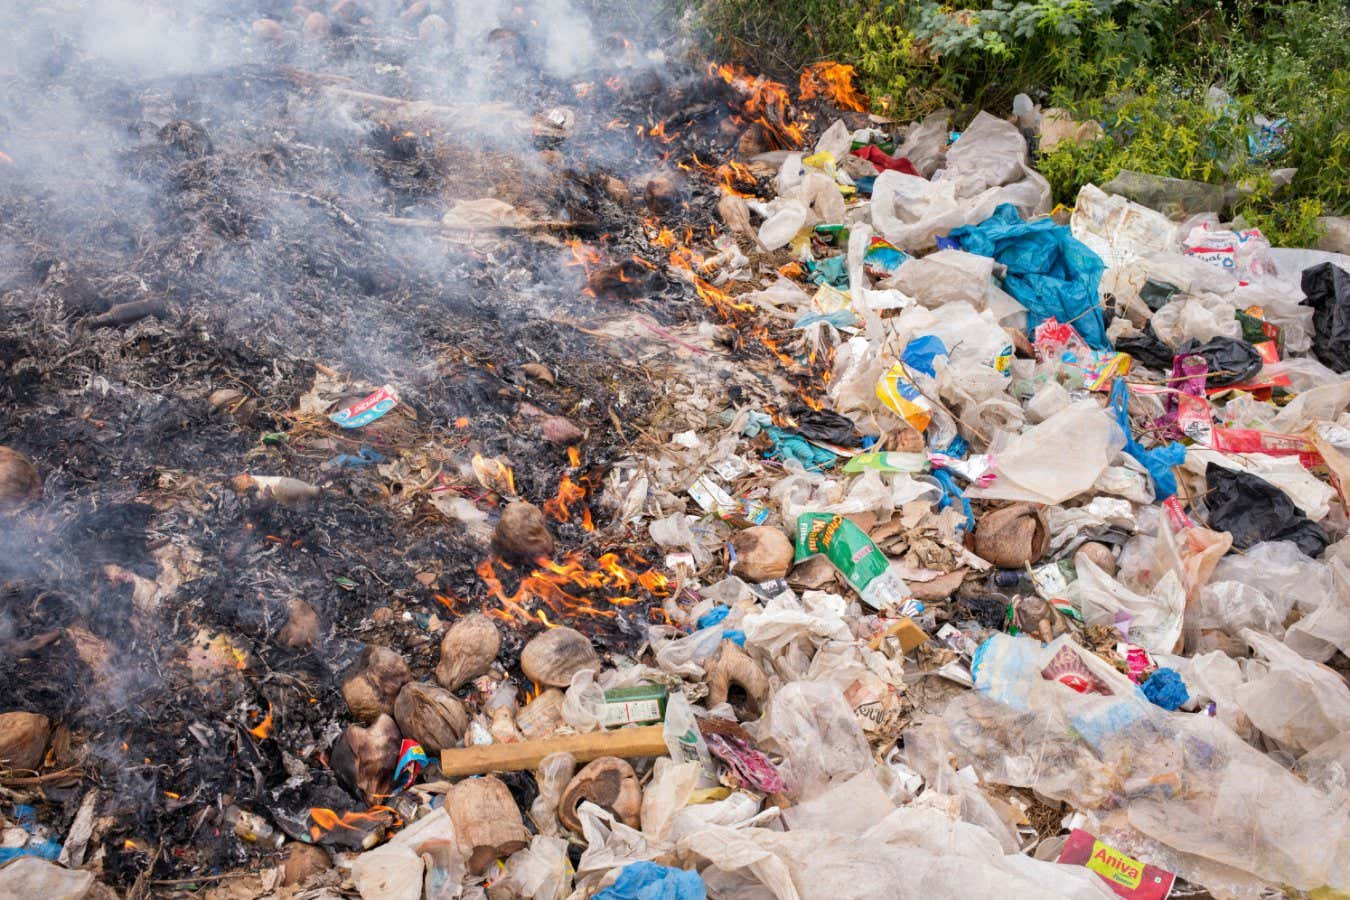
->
xmin=1212 ymin=540 xmax=1332 ymax=615
xmin=639 ymin=758 xmax=701 ymax=842
xmin=1194 ymin=580 xmax=1287 ymax=637
xmin=940 ymin=634 xmax=1349 ymax=891
xmin=758 ymin=199 xmax=809 ymax=251
xmin=1070 ymin=183 xmax=1179 ymax=268
xmin=969 ymin=401 xmax=1125 ymax=505
xmin=1236 ymin=628 xmax=1350 ymax=756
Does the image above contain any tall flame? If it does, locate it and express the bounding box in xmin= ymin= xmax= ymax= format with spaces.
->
xmin=799 ymin=62 xmax=869 ymax=112
xmin=707 ymin=62 xmax=808 ymax=149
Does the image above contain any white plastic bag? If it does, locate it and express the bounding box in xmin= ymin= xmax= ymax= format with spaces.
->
xmin=969 ymin=401 xmax=1125 ymax=504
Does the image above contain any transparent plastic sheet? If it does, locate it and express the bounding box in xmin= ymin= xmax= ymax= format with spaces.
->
xmin=1069 ymin=559 xmax=1184 ymax=654
xmin=736 ymin=277 xmax=812 ymax=321
xmin=1195 ymin=580 xmax=1288 ymax=636
xmin=529 ymin=752 xmax=576 ymax=837
xmin=748 ymin=680 xmax=872 ymax=802
xmin=968 ymin=401 xmax=1125 ymax=505
xmin=1271 ymin=379 xmax=1350 ymax=433
xmin=1211 ymin=541 xmax=1332 ymax=615
xmin=562 ymin=669 xmax=607 ymax=733
xmin=1235 ymin=628 xmax=1350 ymax=756
xmin=813 ymin=119 xmax=852 ymax=162
xmin=573 ymin=803 xmax=667 ymax=894
xmin=1150 ymin=294 xmax=1243 ymax=346
xmin=676 ymin=806 xmax=1115 ymax=900
xmin=939 ymin=634 xmax=1349 ymax=891
xmin=1285 ymin=557 xmax=1350 ymax=661
xmin=1174 ymin=650 xmax=1251 ymax=738
xmin=654 ymin=624 xmax=726 ymax=677
xmin=881 ymin=249 xmax=1023 ymax=321
xmin=1146 ymin=514 xmax=1230 ymax=604
xmin=501 ymin=835 xmax=572 ymax=900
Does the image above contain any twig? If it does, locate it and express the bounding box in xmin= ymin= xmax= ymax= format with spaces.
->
xmin=150 ymin=872 xmax=258 ymax=886
xmin=272 ymin=189 xmax=362 ymax=233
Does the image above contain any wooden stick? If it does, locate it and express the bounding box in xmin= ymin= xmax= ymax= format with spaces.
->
xmin=376 ymin=215 xmax=594 ymax=235
xmin=440 ymin=725 xmax=667 ymax=777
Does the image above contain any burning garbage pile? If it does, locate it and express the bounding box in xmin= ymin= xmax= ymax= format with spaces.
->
xmin=3 ymin=0 xmax=1350 ymax=897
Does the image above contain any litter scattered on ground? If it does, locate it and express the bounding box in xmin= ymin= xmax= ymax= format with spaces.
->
xmin=2 ymin=3 xmax=1350 ymax=899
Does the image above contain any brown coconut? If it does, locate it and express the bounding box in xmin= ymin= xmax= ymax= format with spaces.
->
xmin=331 ymin=714 xmax=400 ymax=802
xmin=973 ymin=504 xmax=1049 ymax=569
xmin=729 ymin=526 xmax=794 ymax=582
xmin=435 ymin=612 xmax=501 ymax=690
xmin=393 ymin=682 xmax=468 ymax=752
xmin=519 ymin=627 xmax=599 ymax=687
xmin=0 ymin=447 xmax=41 ymax=512
xmin=558 ymin=756 xmax=642 ymax=833
xmin=493 ymin=501 xmax=555 ymax=561
xmin=0 ymin=711 xmax=51 ymax=772
xmin=342 ymin=646 xmax=411 ymax=723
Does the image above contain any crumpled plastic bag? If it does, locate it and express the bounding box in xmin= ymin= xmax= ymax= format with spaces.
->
xmin=677 ymin=805 xmax=1114 ymax=900
xmin=749 ymin=680 xmax=872 ymax=802
xmin=894 ymin=111 xmax=949 ymax=177
xmin=1202 ymin=462 xmax=1328 ymax=559
xmin=969 ymin=401 xmax=1125 ymax=504
xmin=1211 ymin=540 xmax=1332 ymax=615
xmin=562 ymin=668 xmax=607 ymax=733
xmin=1301 ymin=261 xmax=1350 ymax=372
xmin=592 ymin=861 xmax=705 ymax=900
xmin=501 ymin=835 xmax=572 ymax=900
xmin=1070 ymin=560 xmax=1184 ymax=654
xmin=1236 ymin=628 xmax=1350 ymax=756
xmin=1285 ymin=556 xmax=1350 ymax=661
xmin=942 ymin=633 xmax=1349 ymax=891
xmin=882 ymin=249 xmax=1023 ymax=321
xmin=951 ymin=203 xmax=1108 ymax=350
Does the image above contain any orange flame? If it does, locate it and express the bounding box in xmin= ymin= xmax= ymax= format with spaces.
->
xmin=247 ymin=702 xmax=274 ymax=740
xmin=715 ymin=161 xmax=758 ymax=198
xmin=799 ymin=62 xmax=869 ymax=112
xmin=542 ymin=474 xmax=595 ymax=531
xmin=476 ymin=551 xmax=672 ymax=628
xmin=471 ymin=453 xmax=516 ymax=497
xmin=307 ymin=806 xmax=398 ymax=844
xmin=707 ymin=62 xmax=808 ymax=149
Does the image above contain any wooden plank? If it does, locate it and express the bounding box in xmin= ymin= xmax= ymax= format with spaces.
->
xmin=439 ymin=725 xmax=667 ymax=777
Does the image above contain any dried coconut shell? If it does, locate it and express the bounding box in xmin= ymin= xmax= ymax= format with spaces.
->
xmin=704 ymin=641 xmax=769 ymax=717
xmin=493 ymin=501 xmax=555 ymax=561
xmin=0 ymin=447 xmax=41 ymax=512
xmin=331 ymin=714 xmax=400 ymax=803
xmin=435 ymin=612 xmax=500 ymax=690
xmin=519 ymin=627 xmax=599 ymax=687
xmin=558 ymin=756 xmax=641 ymax=833
xmin=729 ymin=526 xmax=793 ymax=582
xmin=974 ymin=503 xmax=1049 ymax=569
xmin=0 ymin=711 xmax=51 ymax=771
xmin=342 ymin=646 xmax=411 ymax=723
xmin=393 ymin=682 xmax=468 ymax=752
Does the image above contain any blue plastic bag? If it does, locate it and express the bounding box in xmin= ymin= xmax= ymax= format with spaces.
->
xmin=593 ymin=861 xmax=706 ymax=900
xmin=951 ymin=204 xmax=1110 ymax=350
xmin=901 ymin=335 xmax=948 ymax=378
xmin=1109 ymin=379 xmax=1186 ymax=499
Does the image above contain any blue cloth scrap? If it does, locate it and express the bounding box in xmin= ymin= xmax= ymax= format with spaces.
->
xmin=808 ymin=255 xmax=850 ymax=289
xmin=1109 ymin=379 xmax=1186 ymax=499
xmin=593 ymin=861 xmax=707 ymax=900
xmin=328 ymin=446 xmax=385 ymax=467
xmin=723 ymin=628 xmax=746 ymax=646
xmin=1142 ymin=667 xmax=1189 ymax=711
xmin=901 ymin=335 xmax=948 ymax=378
xmin=951 ymin=203 xmax=1110 ymax=350
xmin=763 ymin=426 xmax=837 ymax=472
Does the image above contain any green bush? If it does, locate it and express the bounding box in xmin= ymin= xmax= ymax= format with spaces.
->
xmin=681 ymin=0 xmax=1349 ymax=245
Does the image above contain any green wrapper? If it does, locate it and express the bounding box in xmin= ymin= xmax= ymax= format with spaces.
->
xmin=794 ymin=512 xmax=888 ymax=594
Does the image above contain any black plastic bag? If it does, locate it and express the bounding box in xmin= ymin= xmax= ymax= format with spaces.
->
xmin=1176 ymin=337 xmax=1263 ymax=387
xmin=1117 ymin=328 xmax=1175 ymax=371
xmin=1301 ymin=262 xmax=1350 ymax=373
xmin=1204 ymin=462 xmax=1328 ymax=558
xmin=789 ymin=406 xmax=863 ymax=446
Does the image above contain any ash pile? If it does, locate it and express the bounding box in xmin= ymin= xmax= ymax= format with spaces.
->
xmin=3 ymin=0 xmax=1350 ymax=898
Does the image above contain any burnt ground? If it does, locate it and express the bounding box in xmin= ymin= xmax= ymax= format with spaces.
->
xmin=0 ymin=0 xmax=839 ymax=887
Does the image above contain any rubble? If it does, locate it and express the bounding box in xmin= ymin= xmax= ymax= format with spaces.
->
xmin=2 ymin=0 xmax=1349 ymax=896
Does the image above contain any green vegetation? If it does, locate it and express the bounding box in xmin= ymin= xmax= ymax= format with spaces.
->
xmin=679 ymin=0 xmax=1349 ymax=245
